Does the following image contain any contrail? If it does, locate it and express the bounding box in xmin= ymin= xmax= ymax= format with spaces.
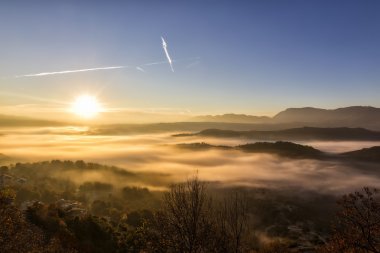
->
xmin=136 ymin=66 xmax=145 ymax=72
xmin=15 ymin=66 xmax=128 ymax=78
xmin=9 ymin=56 xmax=199 ymax=79
xmin=161 ymin=36 xmax=174 ymax=72
xmin=141 ymin=60 xmax=169 ymax=66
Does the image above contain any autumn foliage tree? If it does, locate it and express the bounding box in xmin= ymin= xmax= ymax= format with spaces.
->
xmin=0 ymin=188 xmax=45 ymax=253
xmin=320 ymin=187 xmax=380 ymax=253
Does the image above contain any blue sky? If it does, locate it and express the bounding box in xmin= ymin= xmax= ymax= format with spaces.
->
xmin=0 ymin=0 xmax=379 ymax=117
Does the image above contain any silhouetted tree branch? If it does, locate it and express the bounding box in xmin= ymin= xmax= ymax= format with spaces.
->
xmin=320 ymin=187 xmax=380 ymax=253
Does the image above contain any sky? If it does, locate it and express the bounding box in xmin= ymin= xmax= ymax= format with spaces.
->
xmin=0 ymin=0 xmax=379 ymax=121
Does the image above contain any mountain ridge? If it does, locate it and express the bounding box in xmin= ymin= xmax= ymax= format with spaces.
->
xmin=192 ymin=106 xmax=380 ymax=130
xmin=193 ymin=113 xmax=271 ymax=123
xmin=273 ymin=106 xmax=380 ymax=122
xmin=176 ymin=141 xmax=380 ymax=162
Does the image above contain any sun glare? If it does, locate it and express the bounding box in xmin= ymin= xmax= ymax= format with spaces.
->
xmin=71 ymin=95 xmax=102 ymax=118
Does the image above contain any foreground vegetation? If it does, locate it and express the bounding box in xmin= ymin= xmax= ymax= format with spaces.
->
xmin=0 ymin=161 xmax=379 ymax=252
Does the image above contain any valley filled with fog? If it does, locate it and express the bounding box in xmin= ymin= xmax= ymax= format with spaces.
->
xmin=1 ymin=126 xmax=380 ymax=194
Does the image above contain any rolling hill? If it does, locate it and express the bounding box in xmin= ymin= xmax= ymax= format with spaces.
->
xmin=177 ymin=141 xmax=380 ymax=163
xmin=177 ymin=141 xmax=323 ymax=159
xmin=341 ymin=146 xmax=380 ymax=163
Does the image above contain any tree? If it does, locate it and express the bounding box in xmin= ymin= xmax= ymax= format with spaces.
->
xmin=126 ymin=209 xmax=154 ymax=227
xmin=154 ymin=176 xmax=214 ymax=253
xmin=257 ymin=240 xmax=293 ymax=253
xmin=91 ymin=200 xmax=109 ymax=216
xmin=213 ymin=191 xmax=250 ymax=253
xmin=320 ymin=187 xmax=380 ymax=253
xmin=0 ymin=188 xmax=45 ymax=253
xmin=148 ymin=177 xmax=252 ymax=253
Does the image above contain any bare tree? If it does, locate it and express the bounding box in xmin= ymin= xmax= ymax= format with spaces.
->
xmin=151 ymin=177 xmax=252 ymax=253
xmin=155 ymin=176 xmax=214 ymax=253
xmin=213 ymin=191 xmax=250 ymax=253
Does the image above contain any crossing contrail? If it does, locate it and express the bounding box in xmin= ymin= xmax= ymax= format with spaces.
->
xmin=15 ymin=66 xmax=129 ymax=78
xmin=161 ymin=36 xmax=174 ymax=72
xmin=136 ymin=66 xmax=146 ymax=72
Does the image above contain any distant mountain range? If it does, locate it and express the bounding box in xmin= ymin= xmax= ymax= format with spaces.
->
xmin=1 ymin=106 xmax=379 ymax=131
xmin=193 ymin=114 xmax=271 ymax=124
xmin=176 ymin=127 xmax=380 ymax=141
xmin=90 ymin=106 xmax=380 ymax=135
xmin=193 ymin=106 xmax=380 ymax=130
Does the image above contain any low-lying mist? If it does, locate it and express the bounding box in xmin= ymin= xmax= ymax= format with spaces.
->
xmin=1 ymin=127 xmax=379 ymax=194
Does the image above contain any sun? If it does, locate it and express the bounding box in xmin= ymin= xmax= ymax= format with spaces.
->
xmin=71 ymin=95 xmax=102 ymax=118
